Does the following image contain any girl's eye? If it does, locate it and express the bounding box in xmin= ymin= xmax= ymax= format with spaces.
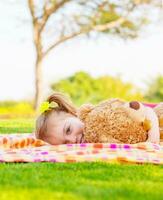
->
xmin=66 ymin=126 xmax=71 ymax=135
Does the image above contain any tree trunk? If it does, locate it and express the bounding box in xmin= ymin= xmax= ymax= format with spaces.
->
xmin=34 ymin=56 xmax=43 ymax=110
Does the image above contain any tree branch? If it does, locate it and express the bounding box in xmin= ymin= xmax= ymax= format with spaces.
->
xmin=28 ymin=0 xmax=37 ymax=24
xmin=93 ymin=17 xmax=125 ymax=32
xmin=43 ymin=30 xmax=84 ymax=58
xmin=39 ymin=0 xmax=71 ymax=34
xmin=43 ymin=17 xmax=125 ymax=58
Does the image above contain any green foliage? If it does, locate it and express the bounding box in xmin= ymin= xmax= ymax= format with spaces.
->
xmin=145 ymin=75 xmax=163 ymax=102
xmin=121 ymin=20 xmax=137 ymax=30
xmin=97 ymin=10 xmax=120 ymax=25
xmin=0 ymin=101 xmax=35 ymax=118
xmin=51 ymin=71 xmax=144 ymax=106
xmin=93 ymin=2 xmax=138 ymax=38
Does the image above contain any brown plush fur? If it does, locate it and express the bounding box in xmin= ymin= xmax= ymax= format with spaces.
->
xmin=78 ymin=99 xmax=148 ymax=144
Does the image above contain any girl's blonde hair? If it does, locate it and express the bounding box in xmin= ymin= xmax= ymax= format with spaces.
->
xmin=35 ymin=92 xmax=77 ymax=140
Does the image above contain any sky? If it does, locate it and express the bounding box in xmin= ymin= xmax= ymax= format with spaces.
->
xmin=0 ymin=1 xmax=163 ymax=101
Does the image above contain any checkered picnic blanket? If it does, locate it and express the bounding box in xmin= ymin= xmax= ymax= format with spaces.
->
xmin=0 ymin=134 xmax=163 ymax=164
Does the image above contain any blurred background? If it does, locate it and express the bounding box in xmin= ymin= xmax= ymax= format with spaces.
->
xmin=0 ymin=0 xmax=163 ymax=121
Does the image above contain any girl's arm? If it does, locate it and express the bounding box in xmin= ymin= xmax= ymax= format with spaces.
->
xmin=144 ymin=107 xmax=160 ymax=144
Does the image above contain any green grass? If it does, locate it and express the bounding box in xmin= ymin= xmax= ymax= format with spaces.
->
xmin=0 ymin=163 xmax=163 ymax=200
xmin=0 ymin=119 xmax=163 ymax=200
xmin=0 ymin=119 xmax=35 ymax=133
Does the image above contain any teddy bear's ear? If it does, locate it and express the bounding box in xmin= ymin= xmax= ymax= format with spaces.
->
xmin=129 ymin=101 xmax=140 ymax=110
xmin=122 ymin=101 xmax=146 ymax=123
xmin=77 ymin=104 xmax=94 ymax=121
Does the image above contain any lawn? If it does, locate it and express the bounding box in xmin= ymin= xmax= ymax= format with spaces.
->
xmin=0 ymin=118 xmax=34 ymax=133
xmin=0 ymin=119 xmax=163 ymax=200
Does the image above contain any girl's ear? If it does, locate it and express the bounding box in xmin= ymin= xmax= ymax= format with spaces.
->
xmin=77 ymin=104 xmax=94 ymax=121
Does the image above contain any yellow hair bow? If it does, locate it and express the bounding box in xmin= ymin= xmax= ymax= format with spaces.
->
xmin=40 ymin=101 xmax=57 ymax=113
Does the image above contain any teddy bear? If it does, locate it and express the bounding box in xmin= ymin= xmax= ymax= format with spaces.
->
xmin=77 ymin=99 xmax=160 ymax=144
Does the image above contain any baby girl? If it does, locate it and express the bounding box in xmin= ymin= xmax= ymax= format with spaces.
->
xmin=35 ymin=92 xmax=160 ymax=145
xmin=35 ymin=92 xmax=84 ymax=145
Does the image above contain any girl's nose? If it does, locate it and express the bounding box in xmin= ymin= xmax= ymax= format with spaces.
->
xmin=75 ymin=123 xmax=84 ymax=143
xmin=76 ymin=122 xmax=84 ymax=135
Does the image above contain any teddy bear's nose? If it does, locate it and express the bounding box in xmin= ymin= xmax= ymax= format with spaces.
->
xmin=129 ymin=101 xmax=140 ymax=110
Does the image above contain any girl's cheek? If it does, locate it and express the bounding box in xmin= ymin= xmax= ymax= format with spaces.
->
xmin=46 ymin=132 xmax=58 ymax=145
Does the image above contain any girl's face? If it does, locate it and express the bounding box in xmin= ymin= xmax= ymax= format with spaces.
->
xmin=45 ymin=111 xmax=84 ymax=145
